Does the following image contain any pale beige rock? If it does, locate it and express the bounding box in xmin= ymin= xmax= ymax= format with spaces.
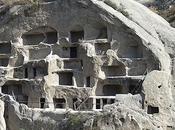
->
xmin=0 ymin=99 xmax=6 ymax=130
xmin=0 ymin=0 xmax=175 ymax=130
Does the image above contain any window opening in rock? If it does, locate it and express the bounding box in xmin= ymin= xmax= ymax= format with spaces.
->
xmin=59 ymin=72 xmax=73 ymax=85
xmin=98 ymin=27 xmax=107 ymax=39
xmin=96 ymin=99 xmax=101 ymax=109
xmin=129 ymin=45 xmax=139 ymax=58
xmin=18 ymin=95 xmax=28 ymax=105
xmin=70 ymin=31 xmax=84 ymax=43
xmin=0 ymin=9 xmax=8 ymax=21
xmin=101 ymin=65 xmax=126 ymax=77
xmin=22 ymin=33 xmax=45 ymax=45
xmin=95 ymin=42 xmax=110 ymax=55
xmin=86 ymin=76 xmax=90 ymax=87
xmin=147 ymin=105 xmax=159 ymax=114
xmin=53 ymin=98 xmax=66 ymax=108
xmin=22 ymin=26 xmax=57 ymax=45
xmin=46 ymin=32 xmax=57 ymax=44
xmin=2 ymin=85 xmax=8 ymax=94
xmin=110 ymin=99 xmax=115 ymax=104
xmin=124 ymin=45 xmax=143 ymax=58
xmin=0 ymin=42 xmax=11 ymax=54
xmin=33 ymin=68 xmax=37 ymax=78
xmin=129 ymin=80 xmax=143 ymax=94
xmin=0 ymin=58 xmax=9 ymax=67
xmin=25 ymin=68 xmax=28 ymax=78
xmin=2 ymin=84 xmax=22 ymax=95
xmin=40 ymin=98 xmax=46 ymax=108
xmin=2 ymin=84 xmax=28 ymax=104
xmin=70 ymin=47 xmax=77 ymax=58
xmin=102 ymin=99 xmax=107 ymax=106
xmin=81 ymin=60 xmax=83 ymax=67
xmin=103 ymin=85 xmax=124 ymax=96
xmin=73 ymin=98 xmax=78 ymax=110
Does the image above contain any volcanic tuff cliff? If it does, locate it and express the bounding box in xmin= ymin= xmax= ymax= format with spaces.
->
xmin=135 ymin=0 xmax=175 ymax=27
xmin=0 ymin=0 xmax=175 ymax=130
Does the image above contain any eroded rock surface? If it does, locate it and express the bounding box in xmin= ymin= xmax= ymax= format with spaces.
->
xmin=0 ymin=99 xmax=5 ymax=130
xmin=0 ymin=0 xmax=175 ymax=130
xmin=135 ymin=0 xmax=175 ymax=27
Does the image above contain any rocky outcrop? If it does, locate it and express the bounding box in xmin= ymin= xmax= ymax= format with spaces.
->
xmin=0 ymin=0 xmax=175 ymax=130
xmin=0 ymin=99 xmax=6 ymax=130
xmin=135 ymin=0 xmax=175 ymax=27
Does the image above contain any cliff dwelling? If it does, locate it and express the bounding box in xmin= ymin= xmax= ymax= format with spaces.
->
xmin=0 ymin=0 xmax=175 ymax=130
xmin=0 ymin=20 xmax=159 ymax=111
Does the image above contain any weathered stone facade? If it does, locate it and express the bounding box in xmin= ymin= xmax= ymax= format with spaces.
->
xmin=0 ymin=0 xmax=175 ymax=129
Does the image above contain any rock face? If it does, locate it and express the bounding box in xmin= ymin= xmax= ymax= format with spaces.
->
xmin=0 ymin=99 xmax=6 ymax=130
xmin=135 ymin=0 xmax=175 ymax=27
xmin=0 ymin=0 xmax=175 ymax=129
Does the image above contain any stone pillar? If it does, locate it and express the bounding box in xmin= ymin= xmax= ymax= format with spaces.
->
xmin=125 ymin=66 xmax=129 ymax=76
xmin=92 ymin=98 xmax=96 ymax=110
xmin=0 ymin=99 xmax=6 ymax=130
xmin=72 ymin=76 xmax=76 ymax=87
xmin=100 ymin=99 xmax=103 ymax=109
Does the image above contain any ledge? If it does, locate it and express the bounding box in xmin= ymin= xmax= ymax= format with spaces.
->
xmin=53 ymin=69 xmax=83 ymax=73
xmin=0 ymin=54 xmax=10 ymax=58
xmin=53 ymin=85 xmax=92 ymax=89
xmin=106 ymin=75 xmax=145 ymax=80
xmin=89 ymin=96 xmax=116 ymax=99
xmin=81 ymin=39 xmax=109 ymax=44
xmin=62 ymin=58 xmax=82 ymax=61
